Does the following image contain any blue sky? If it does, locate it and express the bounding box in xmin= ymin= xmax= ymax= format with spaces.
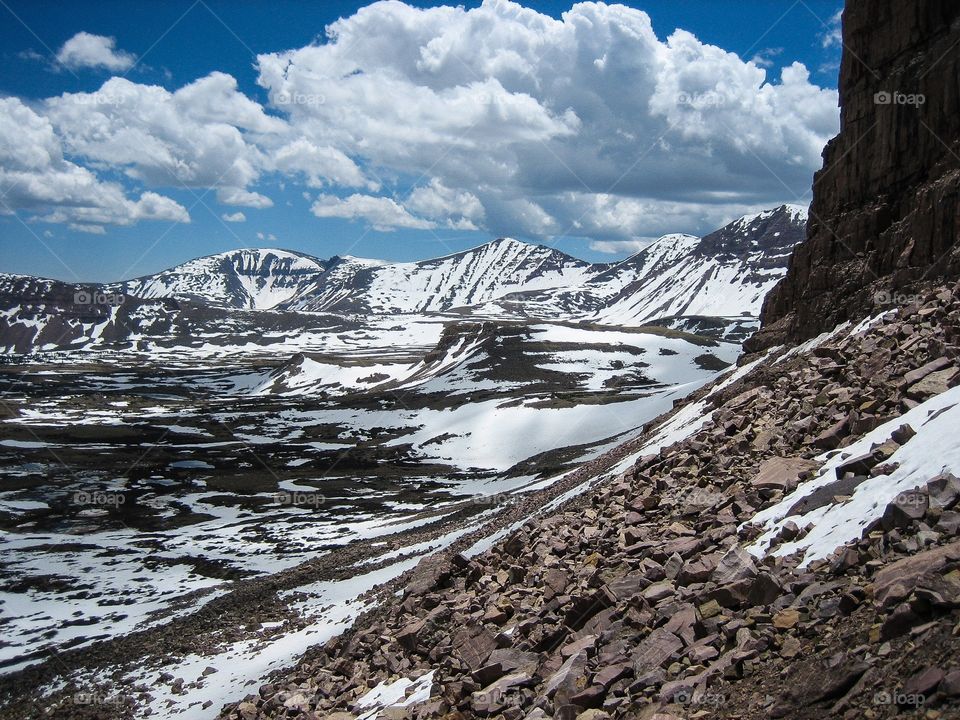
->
xmin=0 ymin=0 xmax=844 ymax=281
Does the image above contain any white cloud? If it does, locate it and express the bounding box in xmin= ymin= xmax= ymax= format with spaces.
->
xmin=405 ymin=179 xmax=484 ymax=230
xmin=9 ymin=2 xmax=840 ymax=243
xmin=222 ymin=211 xmax=246 ymax=222
xmin=589 ymin=238 xmax=657 ymax=254
xmin=271 ymin=138 xmax=373 ymax=190
xmin=56 ymin=32 xmax=136 ymax=72
xmin=821 ymin=10 xmax=843 ymax=48
xmin=750 ymin=47 xmax=783 ymax=69
xmin=255 ymin=0 xmax=839 ymax=240
xmin=0 ymin=97 xmax=189 ymax=233
xmin=45 ymin=73 xmax=284 ymax=209
xmin=311 ymin=193 xmax=436 ymax=231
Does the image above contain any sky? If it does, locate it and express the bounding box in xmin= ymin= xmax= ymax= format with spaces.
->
xmin=0 ymin=0 xmax=845 ymax=282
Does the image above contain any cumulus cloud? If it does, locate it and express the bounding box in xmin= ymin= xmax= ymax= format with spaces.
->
xmin=255 ymin=0 xmax=839 ymax=240
xmin=0 ymin=97 xmax=189 ymax=233
xmin=45 ymin=73 xmax=284 ymax=209
xmin=222 ymin=211 xmax=246 ymax=222
xmin=589 ymin=238 xmax=657 ymax=254
xmin=56 ymin=32 xmax=136 ymax=72
xmin=7 ymin=2 xmax=840 ymax=243
xmin=405 ymin=179 xmax=484 ymax=230
xmin=311 ymin=193 xmax=436 ymax=231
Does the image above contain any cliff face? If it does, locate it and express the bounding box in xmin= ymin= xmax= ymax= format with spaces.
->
xmin=747 ymin=0 xmax=960 ymax=351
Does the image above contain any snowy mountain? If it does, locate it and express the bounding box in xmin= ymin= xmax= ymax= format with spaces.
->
xmin=594 ymin=203 xmax=807 ymax=323
xmin=117 ymin=248 xmax=329 ymax=310
xmin=473 ymin=204 xmax=808 ymax=326
xmin=284 ymin=238 xmax=598 ymax=314
xmin=0 ymin=206 xmax=806 ymax=354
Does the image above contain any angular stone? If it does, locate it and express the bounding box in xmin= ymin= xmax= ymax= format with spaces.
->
xmin=470 ymin=672 xmax=533 ymax=715
xmin=405 ymin=554 xmax=451 ymax=597
xmin=605 ymin=571 xmax=647 ymax=602
xmin=751 ymin=456 xmax=817 ymax=491
xmin=813 ymin=418 xmax=849 ymax=450
xmin=396 ymin=618 xmax=427 ymax=651
xmin=454 ymin=624 xmax=499 ymax=671
xmin=632 ymin=629 xmax=682 ymax=674
xmin=772 ymin=609 xmax=800 ymax=629
xmin=708 ymin=578 xmax=754 ymax=608
xmin=928 ymin=473 xmax=960 ymax=510
xmin=873 ymin=543 xmax=960 ymax=607
xmin=908 ymin=367 xmax=957 ymax=399
xmin=903 ymin=357 xmax=951 ymax=385
xmin=880 ymin=489 xmax=929 ymax=530
xmin=592 ymin=663 xmax=631 ymax=689
xmin=545 ymin=651 xmax=589 ymax=706
xmin=942 ymin=670 xmax=960 ymax=697
xmin=663 ymin=604 xmax=697 ymax=645
xmin=711 ymin=546 xmax=758 ymax=585
xmin=569 ymin=684 xmax=605 ymax=708
xmin=678 ymin=555 xmax=718 ymax=585
xmin=747 ymin=572 xmax=783 ymax=605
xmin=902 ymin=667 xmax=944 ymax=697
xmin=641 ymin=580 xmax=675 ymax=604
xmin=473 ymin=649 xmax=540 ymax=686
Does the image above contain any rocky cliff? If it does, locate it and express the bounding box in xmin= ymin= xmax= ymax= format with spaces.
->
xmin=747 ymin=0 xmax=960 ymax=351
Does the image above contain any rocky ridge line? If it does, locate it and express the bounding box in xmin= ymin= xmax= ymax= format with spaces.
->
xmin=748 ymin=0 xmax=960 ymax=350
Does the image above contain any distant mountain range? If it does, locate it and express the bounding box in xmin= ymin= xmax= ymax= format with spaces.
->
xmin=0 ymin=204 xmax=806 ymax=354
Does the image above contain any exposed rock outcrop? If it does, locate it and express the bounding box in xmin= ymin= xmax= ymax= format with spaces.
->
xmin=747 ymin=0 xmax=960 ymax=351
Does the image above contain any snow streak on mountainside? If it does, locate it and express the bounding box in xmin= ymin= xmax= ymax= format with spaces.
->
xmin=118 ymin=249 xmax=329 ymax=309
xmin=285 ymin=238 xmax=597 ymax=314
xmin=473 ymin=204 xmax=808 ymax=326
xmin=0 ymin=205 xmax=807 ymax=355
xmin=595 ymin=204 xmax=807 ymax=323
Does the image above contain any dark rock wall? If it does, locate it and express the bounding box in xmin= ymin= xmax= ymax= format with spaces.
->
xmin=747 ymin=0 xmax=960 ymax=351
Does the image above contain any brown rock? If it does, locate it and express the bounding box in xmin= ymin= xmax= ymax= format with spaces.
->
xmin=772 ymin=609 xmax=800 ymax=629
xmin=454 ymin=624 xmax=499 ymax=671
xmin=751 ymin=456 xmax=817 ymax=491
xmin=545 ymin=651 xmax=589 ymax=706
xmin=632 ymin=629 xmax=682 ymax=674
xmin=902 ymin=667 xmax=944 ymax=698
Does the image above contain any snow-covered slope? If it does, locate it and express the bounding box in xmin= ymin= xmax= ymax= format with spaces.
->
xmin=285 ymin=238 xmax=598 ymax=314
xmin=119 ymin=249 xmax=329 ymax=310
xmin=0 ymin=206 xmax=807 ymax=354
xmin=474 ymin=204 xmax=808 ymax=326
xmin=594 ymin=204 xmax=806 ymax=323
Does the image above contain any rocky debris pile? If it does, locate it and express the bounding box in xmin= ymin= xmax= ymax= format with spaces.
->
xmin=749 ymin=0 xmax=960 ymax=350
xmin=220 ymin=283 xmax=960 ymax=720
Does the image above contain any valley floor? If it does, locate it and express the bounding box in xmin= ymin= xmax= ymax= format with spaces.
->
xmin=0 ymin=319 xmax=737 ymax=718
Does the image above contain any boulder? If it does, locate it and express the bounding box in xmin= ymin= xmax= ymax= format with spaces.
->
xmin=632 ymin=629 xmax=682 ymax=675
xmin=751 ymin=456 xmax=818 ymax=491
xmin=872 ymin=542 xmax=960 ymax=607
